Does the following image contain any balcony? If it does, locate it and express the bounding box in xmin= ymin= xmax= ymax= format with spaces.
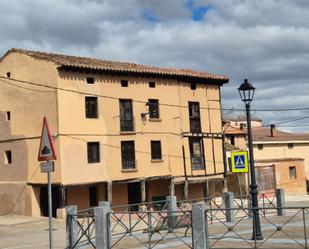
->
xmin=122 ymin=159 xmax=136 ymax=171
xmin=120 ymin=118 xmax=135 ymax=132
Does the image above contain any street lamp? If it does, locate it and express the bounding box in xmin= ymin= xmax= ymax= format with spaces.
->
xmin=238 ymin=79 xmax=263 ymax=240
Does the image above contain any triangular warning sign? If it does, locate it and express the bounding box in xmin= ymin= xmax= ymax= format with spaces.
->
xmin=235 ymin=156 xmax=244 ymax=166
xmin=38 ymin=117 xmax=57 ymax=161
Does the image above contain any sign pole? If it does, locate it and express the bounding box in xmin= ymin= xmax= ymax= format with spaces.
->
xmin=237 ymin=173 xmax=244 ymax=208
xmin=47 ymin=167 xmax=54 ymax=249
xmin=38 ymin=117 xmax=57 ymax=249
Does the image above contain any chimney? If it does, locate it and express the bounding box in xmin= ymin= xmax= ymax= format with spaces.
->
xmin=270 ymin=124 xmax=276 ymax=137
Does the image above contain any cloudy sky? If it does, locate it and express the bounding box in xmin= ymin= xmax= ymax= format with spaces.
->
xmin=1 ymin=0 xmax=309 ymax=132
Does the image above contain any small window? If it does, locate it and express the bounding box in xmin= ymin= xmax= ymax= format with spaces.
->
xmin=6 ymin=72 xmax=10 ymax=78
xmin=121 ymin=80 xmax=128 ymax=87
xmin=289 ymin=166 xmax=297 ymax=179
xmin=4 ymin=150 xmax=12 ymax=164
xmin=149 ymin=82 xmax=156 ymax=88
xmin=288 ymin=143 xmax=293 ymax=149
xmin=86 ymin=77 xmax=95 ymax=84
xmin=258 ymin=144 xmax=263 ymax=150
xmin=85 ymin=97 xmax=98 ymax=118
xmin=148 ymin=99 xmax=159 ymax=119
xmin=6 ymin=111 xmax=11 ymax=121
xmin=151 ymin=141 xmax=162 ymax=160
xmin=191 ymin=83 xmax=196 ymax=90
xmin=240 ymin=123 xmax=247 ymax=129
xmin=230 ymin=136 xmax=235 ymax=146
xmin=87 ymin=142 xmax=100 ymax=163
xmin=89 ymin=186 xmax=98 ymax=206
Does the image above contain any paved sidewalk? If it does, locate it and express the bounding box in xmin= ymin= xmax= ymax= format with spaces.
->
xmin=0 ymin=194 xmax=309 ymax=249
xmin=0 ymin=215 xmax=66 ymax=249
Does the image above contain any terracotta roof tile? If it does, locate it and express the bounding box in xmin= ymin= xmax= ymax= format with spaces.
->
xmin=252 ymin=127 xmax=309 ymax=142
xmin=224 ymin=125 xmax=247 ymax=135
xmin=3 ymin=48 xmax=229 ymax=83
xmin=256 ymin=158 xmax=304 ymax=163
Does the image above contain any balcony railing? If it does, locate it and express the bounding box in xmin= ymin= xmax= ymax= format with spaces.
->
xmin=120 ymin=118 xmax=135 ymax=132
xmin=122 ymin=159 xmax=136 ymax=170
xmin=190 ymin=155 xmax=204 ymax=170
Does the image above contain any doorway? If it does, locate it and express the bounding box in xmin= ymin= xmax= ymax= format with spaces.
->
xmin=127 ymin=182 xmax=141 ymax=211
xmin=40 ymin=185 xmax=60 ymax=217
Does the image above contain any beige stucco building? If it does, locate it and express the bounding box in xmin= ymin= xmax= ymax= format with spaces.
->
xmin=224 ymin=122 xmax=307 ymax=195
xmin=0 ymin=48 xmax=229 ymax=216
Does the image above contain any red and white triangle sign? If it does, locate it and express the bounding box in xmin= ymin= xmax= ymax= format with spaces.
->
xmin=38 ymin=117 xmax=57 ymax=161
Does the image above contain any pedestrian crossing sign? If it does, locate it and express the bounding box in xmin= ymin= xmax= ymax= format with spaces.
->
xmin=231 ymin=151 xmax=249 ymax=173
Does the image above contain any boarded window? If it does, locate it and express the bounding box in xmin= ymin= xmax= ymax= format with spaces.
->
xmin=189 ymin=138 xmax=205 ymax=170
xmin=87 ymin=142 xmax=100 ymax=163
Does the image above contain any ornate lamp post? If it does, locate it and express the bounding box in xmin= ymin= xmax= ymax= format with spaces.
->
xmin=238 ymin=79 xmax=263 ymax=240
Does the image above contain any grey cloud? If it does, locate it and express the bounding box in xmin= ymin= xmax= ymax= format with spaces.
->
xmin=1 ymin=0 xmax=309 ymax=131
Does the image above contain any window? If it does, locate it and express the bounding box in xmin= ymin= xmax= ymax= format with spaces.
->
xmin=121 ymin=80 xmax=128 ymax=87
xmin=148 ymin=99 xmax=159 ymax=119
xmin=149 ymin=81 xmax=156 ymax=88
xmin=189 ymin=102 xmax=201 ymax=133
xmin=6 ymin=72 xmax=10 ymax=78
xmin=289 ymin=166 xmax=297 ymax=179
xmin=151 ymin=141 xmax=162 ymax=160
xmin=87 ymin=142 xmax=100 ymax=163
xmin=86 ymin=77 xmax=95 ymax=84
xmin=121 ymin=141 xmax=136 ymax=170
xmin=240 ymin=123 xmax=247 ymax=129
xmin=258 ymin=144 xmax=263 ymax=150
xmin=89 ymin=186 xmax=98 ymax=206
xmin=4 ymin=150 xmax=12 ymax=164
xmin=85 ymin=97 xmax=98 ymax=118
xmin=6 ymin=111 xmax=10 ymax=121
xmin=230 ymin=136 xmax=235 ymax=145
xmin=190 ymin=83 xmax=196 ymax=90
xmin=120 ymin=99 xmax=134 ymax=131
xmin=189 ymin=138 xmax=205 ymax=170
xmin=288 ymin=143 xmax=294 ymax=149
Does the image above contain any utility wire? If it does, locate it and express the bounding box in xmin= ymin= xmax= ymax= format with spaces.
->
xmin=2 ymin=75 xmax=309 ymax=112
xmin=0 ymin=78 xmax=55 ymax=93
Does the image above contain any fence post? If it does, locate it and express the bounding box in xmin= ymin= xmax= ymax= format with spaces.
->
xmin=166 ymin=196 xmax=177 ymax=232
xmin=96 ymin=201 xmax=111 ymax=249
xmin=276 ymin=188 xmax=286 ymax=216
xmin=192 ymin=203 xmax=209 ymax=249
xmin=224 ymin=192 xmax=234 ymax=222
xmin=66 ymin=205 xmax=78 ymax=249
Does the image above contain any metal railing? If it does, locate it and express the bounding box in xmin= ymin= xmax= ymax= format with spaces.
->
xmin=69 ymin=208 xmax=96 ymax=249
xmin=109 ymin=210 xmax=192 ymax=249
xmin=205 ymin=206 xmax=309 ymax=249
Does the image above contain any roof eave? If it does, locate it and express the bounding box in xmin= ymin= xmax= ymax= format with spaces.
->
xmin=57 ymin=65 xmax=229 ymax=85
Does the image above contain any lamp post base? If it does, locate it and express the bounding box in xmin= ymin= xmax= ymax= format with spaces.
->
xmin=252 ymin=234 xmax=263 ymax=241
